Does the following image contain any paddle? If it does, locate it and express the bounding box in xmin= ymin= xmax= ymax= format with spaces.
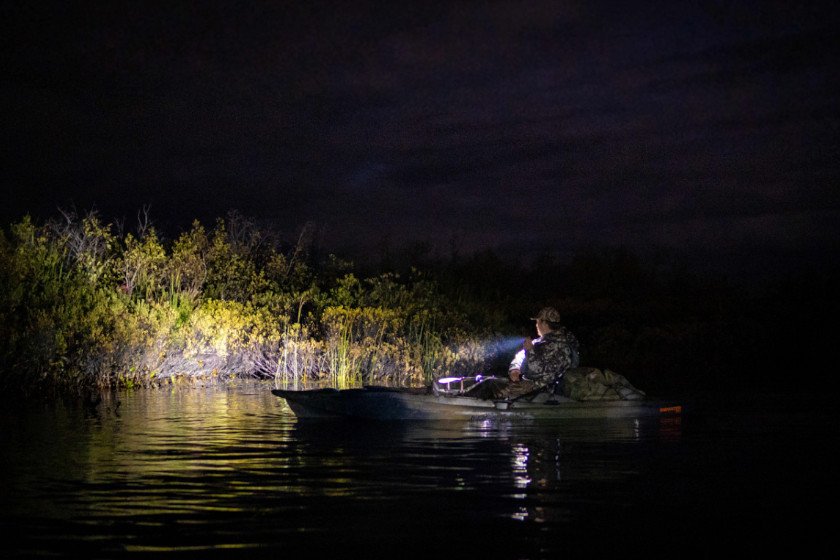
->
xmin=509 ymin=386 xmax=547 ymax=403
xmin=502 ymin=377 xmax=564 ymax=406
xmin=489 ymin=384 xmax=543 ymax=409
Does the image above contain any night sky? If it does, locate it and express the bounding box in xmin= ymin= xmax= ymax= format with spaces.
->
xmin=3 ymin=1 xmax=839 ymax=275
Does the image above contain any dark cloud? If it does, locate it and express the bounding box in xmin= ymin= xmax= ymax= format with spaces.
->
xmin=2 ymin=0 xmax=839 ymax=274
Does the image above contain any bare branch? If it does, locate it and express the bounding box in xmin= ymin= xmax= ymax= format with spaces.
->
xmin=136 ymin=205 xmax=152 ymax=238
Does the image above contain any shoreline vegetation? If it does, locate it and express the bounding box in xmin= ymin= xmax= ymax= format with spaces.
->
xmin=1 ymin=209 xmax=834 ymax=399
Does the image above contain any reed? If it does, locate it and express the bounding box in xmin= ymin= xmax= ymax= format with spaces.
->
xmin=1 ymin=209 xmax=770 ymax=397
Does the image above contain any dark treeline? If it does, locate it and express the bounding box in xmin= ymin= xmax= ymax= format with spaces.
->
xmin=1 ymin=209 xmax=836 ymax=399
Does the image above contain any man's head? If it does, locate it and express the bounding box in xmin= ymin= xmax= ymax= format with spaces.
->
xmin=531 ymin=307 xmax=561 ymax=323
xmin=531 ymin=307 xmax=561 ymax=335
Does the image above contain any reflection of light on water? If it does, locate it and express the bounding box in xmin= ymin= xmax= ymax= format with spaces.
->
xmin=510 ymin=444 xmax=531 ymax=521
xmin=472 ymin=417 xmax=514 ymax=437
xmin=634 ymin=418 xmax=640 ymax=440
xmin=511 ymin=443 xmax=531 ymax=489
xmin=511 ymin=507 xmax=529 ymax=521
xmin=659 ymin=416 xmax=683 ymax=441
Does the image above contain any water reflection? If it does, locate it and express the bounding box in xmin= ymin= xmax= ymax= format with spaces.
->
xmin=3 ymin=382 xmax=694 ymax=558
xmin=287 ymin=411 xmax=684 ymax=536
xmin=452 ymin=415 xmax=685 ymax=528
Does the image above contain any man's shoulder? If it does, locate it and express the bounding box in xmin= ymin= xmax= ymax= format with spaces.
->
xmin=545 ymin=329 xmax=569 ymax=339
xmin=545 ymin=328 xmax=578 ymax=343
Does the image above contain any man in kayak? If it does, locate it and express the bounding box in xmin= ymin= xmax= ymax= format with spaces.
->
xmin=501 ymin=307 xmax=580 ymax=399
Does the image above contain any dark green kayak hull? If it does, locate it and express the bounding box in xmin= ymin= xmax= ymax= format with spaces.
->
xmin=272 ymin=387 xmax=683 ymax=420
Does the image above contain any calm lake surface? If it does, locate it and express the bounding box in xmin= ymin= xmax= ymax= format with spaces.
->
xmin=1 ymin=383 xmax=836 ymax=559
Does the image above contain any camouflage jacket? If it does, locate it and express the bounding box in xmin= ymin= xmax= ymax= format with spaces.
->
xmin=508 ymin=327 xmax=581 ymax=386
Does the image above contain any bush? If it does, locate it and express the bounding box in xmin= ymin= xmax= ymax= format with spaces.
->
xmin=4 ymin=210 xmax=814 ymax=397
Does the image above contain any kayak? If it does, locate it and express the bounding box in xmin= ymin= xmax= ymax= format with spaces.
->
xmin=271 ymin=376 xmax=683 ymax=421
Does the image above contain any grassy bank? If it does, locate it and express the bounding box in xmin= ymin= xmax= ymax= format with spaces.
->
xmin=3 ymin=210 xmax=832 ymax=398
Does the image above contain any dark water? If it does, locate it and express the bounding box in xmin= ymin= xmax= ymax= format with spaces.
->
xmin=1 ymin=384 xmax=836 ymax=559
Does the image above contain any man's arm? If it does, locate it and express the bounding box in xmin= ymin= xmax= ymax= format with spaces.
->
xmin=508 ymin=348 xmax=526 ymax=381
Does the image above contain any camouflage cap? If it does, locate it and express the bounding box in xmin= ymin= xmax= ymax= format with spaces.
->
xmin=531 ymin=307 xmax=561 ymax=323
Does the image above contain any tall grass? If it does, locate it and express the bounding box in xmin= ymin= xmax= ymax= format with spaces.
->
xmin=1 ymin=209 xmax=792 ymax=396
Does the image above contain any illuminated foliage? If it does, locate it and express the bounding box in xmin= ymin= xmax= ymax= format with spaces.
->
xmin=167 ymin=220 xmax=209 ymax=303
xmin=2 ymin=210 xmax=808 ymax=396
xmin=0 ymin=212 xmax=487 ymax=393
